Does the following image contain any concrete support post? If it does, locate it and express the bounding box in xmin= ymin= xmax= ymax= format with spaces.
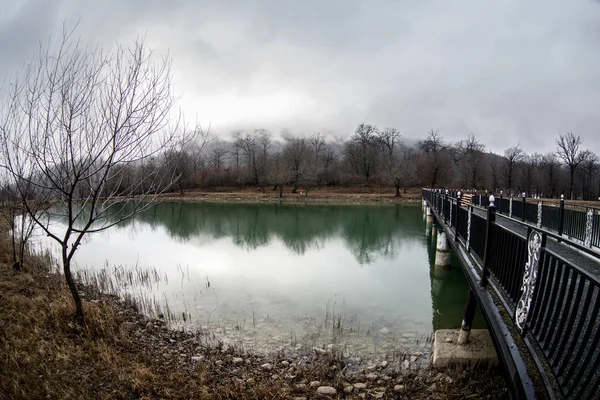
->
xmin=426 ymin=206 xmax=434 ymax=224
xmin=435 ymin=230 xmax=451 ymax=267
xmin=458 ymin=289 xmax=477 ymax=345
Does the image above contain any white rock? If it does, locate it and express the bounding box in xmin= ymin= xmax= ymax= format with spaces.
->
xmin=380 ymin=360 xmax=389 ymax=368
xmin=394 ymin=384 xmax=405 ymax=392
xmin=366 ymin=372 xmax=378 ymax=380
xmin=261 ymin=363 xmax=273 ymax=370
xmin=316 ymin=386 xmax=337 ymax=395
xmin=191 ymin=356 xmax=204 ymax=362
xmin=309 ymin=380 xmax=321 ymax=388
xmin=343 ymin=385 xmax=353 ymax=393
xmin=366 ymin=365 xmax=377 ymax=372
xmin=379 ymin=327 xmax=390 ymax=335
xmin=313 ymin=347 xmax=327 ymax=355
xmin=232 ymin=357 xmax=243 ymax=364
xmin=281 ymin=360 xmax=290 ymax=367
xmin=403 ymin=360 xmax=410 ymax=369
xmin=353 ymin=383 xmax=367 ymax=389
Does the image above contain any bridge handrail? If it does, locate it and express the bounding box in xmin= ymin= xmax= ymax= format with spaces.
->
xmin=427 ymin=188 xmax=600 ymax=255
xmin=423 ymin=188 xmax=600 ymax=399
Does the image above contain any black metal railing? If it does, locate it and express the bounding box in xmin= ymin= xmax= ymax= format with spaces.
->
xmin=526 ymin=248 xmax=600 ymax=399
xmin=563 ymin=208 xmax=587 ymax=243
xmin=541 ymin=204 xmax=560 ymax=232
xmin=430 ymin=189 xmax=600 ymax=251
xmin=422 ymin=188 xmax=600 ymax=399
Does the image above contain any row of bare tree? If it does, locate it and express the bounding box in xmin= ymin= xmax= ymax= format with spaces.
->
xmin=163 ymin=126 xmax=599 ymax=202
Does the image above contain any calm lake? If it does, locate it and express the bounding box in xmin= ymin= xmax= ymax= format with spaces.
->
xmin=40 ymin=202 xmax=481 ymax=359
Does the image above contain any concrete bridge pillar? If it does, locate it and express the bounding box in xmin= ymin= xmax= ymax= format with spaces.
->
xmin=426 ymin=206 xmax=434 ymax=224
xmin=435 ymin=230 xmax=451 ymax=267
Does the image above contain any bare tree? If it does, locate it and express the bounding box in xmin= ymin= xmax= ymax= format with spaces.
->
xmin=309 ymin=133 xmax=326 ymax=165
xmin=487 ymin=152 xmax=502 ymax=192
xmin=539 ymin=153 xmax=560 ymax=198
xmin=579 ymin=150 xmax=599 ymax=201
xmin=0 ymin=175 xmax=43 ymax=270
xmin=258 ymin=130 xmax=272 ymax=183
xmin=556 ymin=132 xmax=585 ymax=200
xmin=0 ymin=28 xmax=187 ymax=323
xmin=391 ymin=143 xmax=416 ymax=196
xmin=283 ymin=136 xmax=309 ymax=192
xmin=378 ymin=127 xmax=401 ymax=176
xmin=267 ymin=151 xmax=288 ymax=198
xmin=419 ymin=129 xmax=448 ymax=188
xmin=457 ymin=134 xmax=485 ymax=189
xmin=520 ymin=154 xmax=540 ymax=196
xmin=503 ymin=144 xmax=525 ymax=194
xmin=236 ymin=134 xmax=261 ymax=186
xmin=309 ymin=132 xmax=326 ymax=185
xmin=348 ymin=123 xmax=379 ymax=184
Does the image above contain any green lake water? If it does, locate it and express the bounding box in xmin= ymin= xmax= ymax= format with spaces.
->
xmin=40 ymin=202 xmax=483 ymax=359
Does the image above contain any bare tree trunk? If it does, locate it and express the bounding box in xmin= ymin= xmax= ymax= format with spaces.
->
xmin=62 ymin=249 xmax=84 ymax=323
xmin=279 ymin=185 xmax=283 ymax=198
xmin=11 ymin=228 xmax=19 ymax=271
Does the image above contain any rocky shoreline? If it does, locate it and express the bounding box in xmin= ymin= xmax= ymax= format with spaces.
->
xmin=77 ymin=282 xmax=509 ymax=399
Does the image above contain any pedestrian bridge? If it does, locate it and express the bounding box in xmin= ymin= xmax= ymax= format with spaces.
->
xmin=422 ymin=188 xmax=600 ymax=399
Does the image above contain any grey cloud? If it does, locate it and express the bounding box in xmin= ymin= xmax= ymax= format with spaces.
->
xmin=1 ymin=0 xmax=599 ymax=155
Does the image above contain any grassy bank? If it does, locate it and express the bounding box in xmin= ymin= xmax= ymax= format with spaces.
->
xmin=0 ymin=223 xmax=509 ymax=399
xmin=159 ymin=186 xmax=423 ymax=205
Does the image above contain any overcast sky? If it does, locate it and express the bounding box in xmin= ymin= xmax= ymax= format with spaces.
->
xmin=1 ymin=0 xmax=599 ymax=155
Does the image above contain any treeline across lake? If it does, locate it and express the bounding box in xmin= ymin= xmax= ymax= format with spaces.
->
xmin=165 ymin=127 xmax=599 ymax=201
xmin=102 ymin=202 xmax=425 ymax=265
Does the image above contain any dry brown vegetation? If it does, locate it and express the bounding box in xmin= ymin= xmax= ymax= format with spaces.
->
xmin=160 ymin=186 xmax=424 ymax=204
xmin=0 ymin=223 xmax=509 ymax=399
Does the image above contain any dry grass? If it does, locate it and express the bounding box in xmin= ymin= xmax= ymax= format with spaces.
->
xmin=160 ymin=186 xmax=423 ymax=204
